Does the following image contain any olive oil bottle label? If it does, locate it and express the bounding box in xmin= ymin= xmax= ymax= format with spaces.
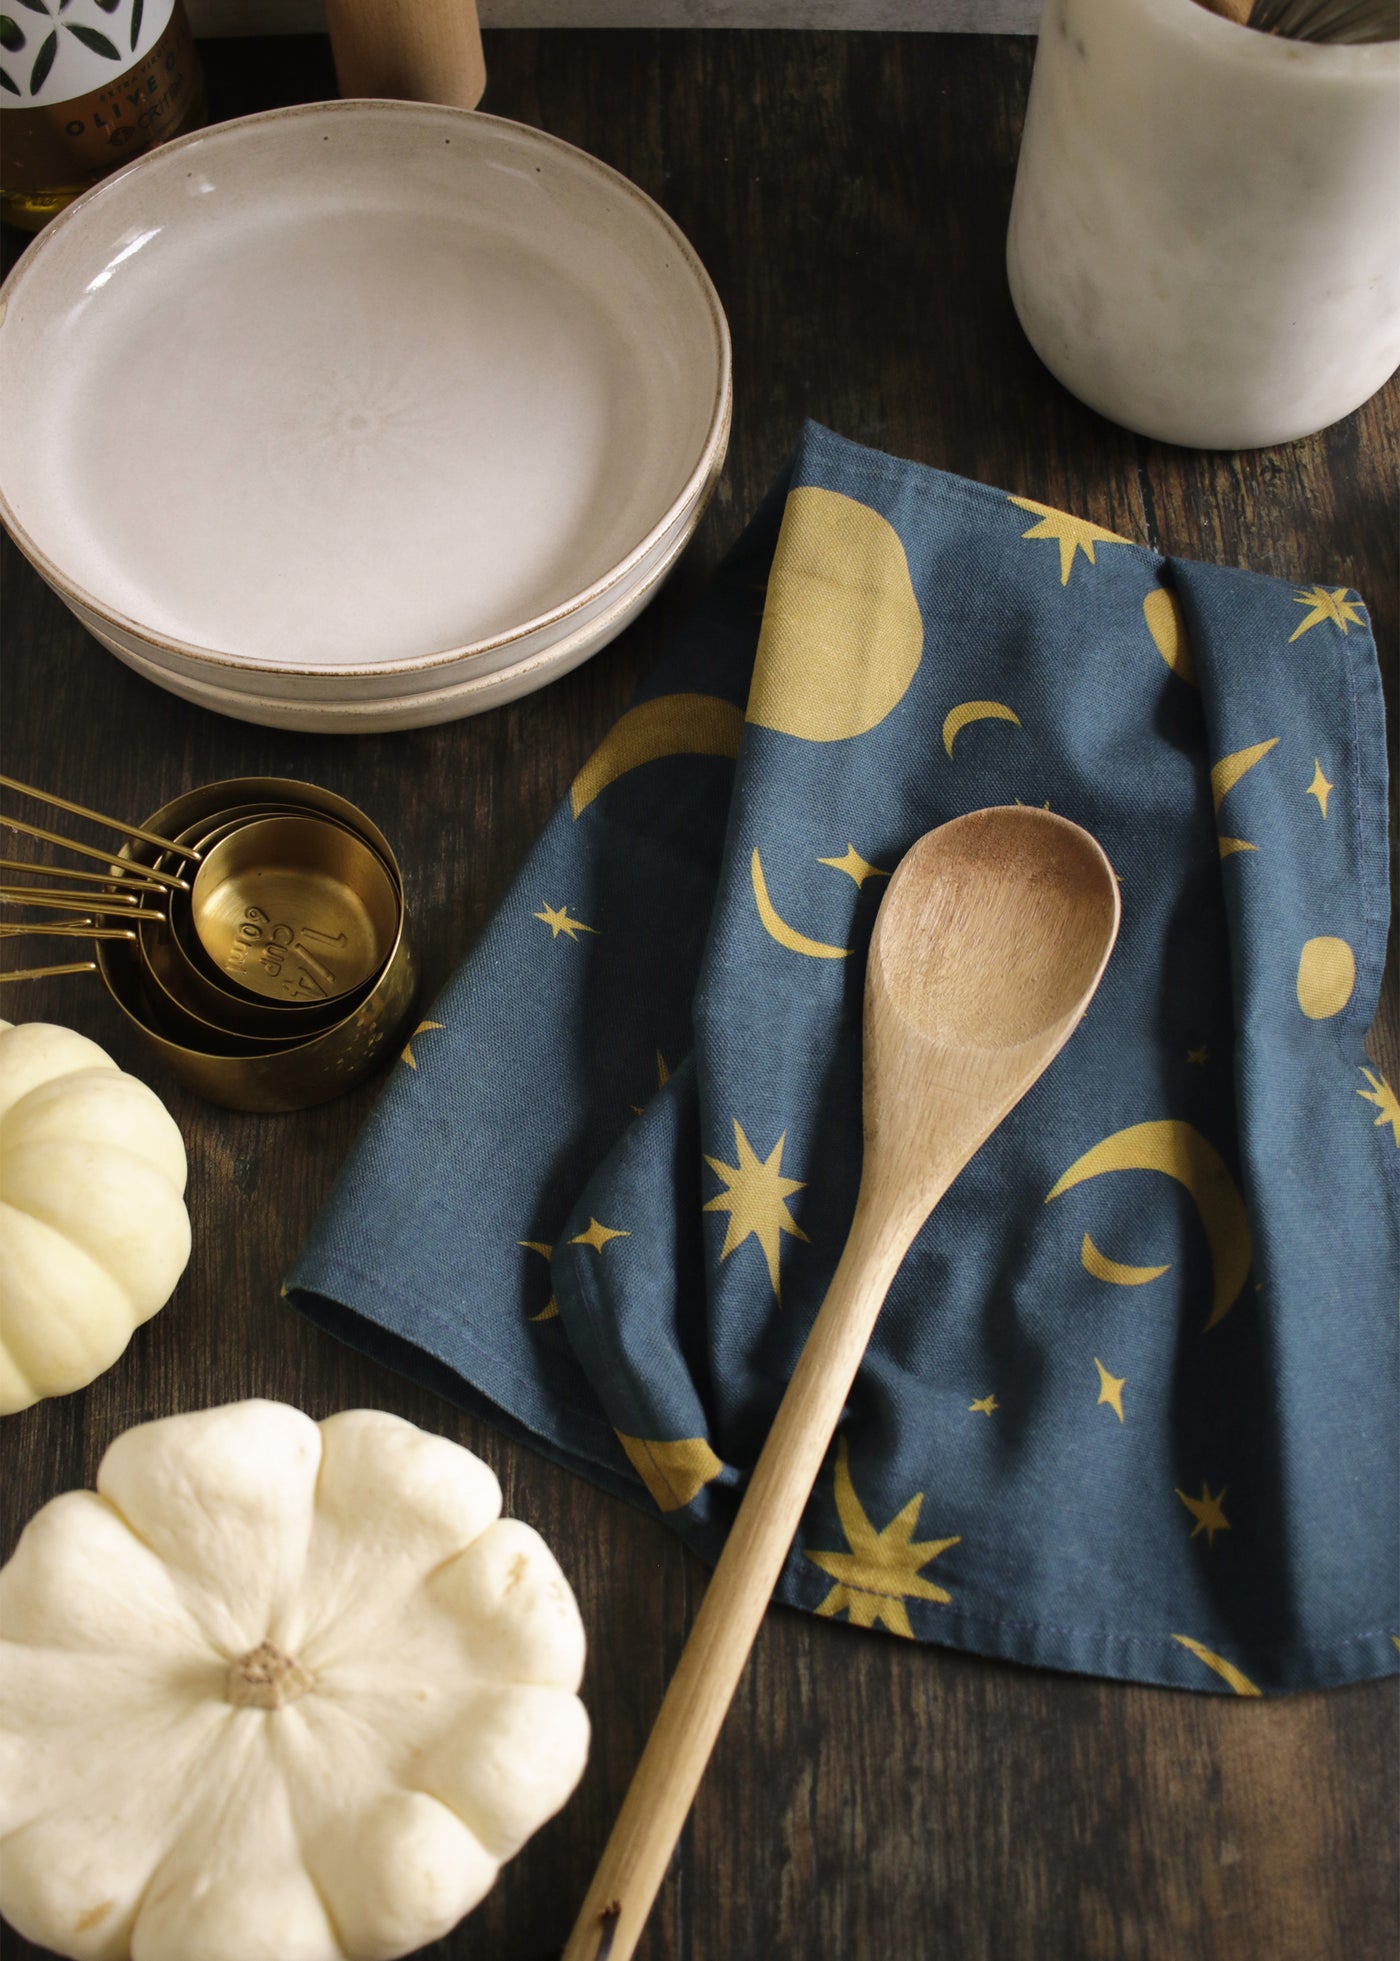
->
xmin=1 ymin=0 xmax=203 ymax=217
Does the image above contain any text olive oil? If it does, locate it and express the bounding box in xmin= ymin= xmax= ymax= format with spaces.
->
xmin=1 ymin=0 xmax=204 ymax=232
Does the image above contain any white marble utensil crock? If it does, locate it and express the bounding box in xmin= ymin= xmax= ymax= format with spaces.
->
xmin=0 ymin=100 xmax=730 ymax=729
xmin=1006 ymin=0 xmax=1400 ymax=449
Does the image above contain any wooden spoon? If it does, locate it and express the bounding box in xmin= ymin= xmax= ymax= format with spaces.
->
xmin=562 ymin=806 xmax=1121 ymax=1961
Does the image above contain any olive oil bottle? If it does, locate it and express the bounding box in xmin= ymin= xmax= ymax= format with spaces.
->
xmin=1 ymin=0 xmax=205 ymax=232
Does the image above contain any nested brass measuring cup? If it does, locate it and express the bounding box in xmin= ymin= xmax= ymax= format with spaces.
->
xmin=137 ymin=805 xmax=377 ymax=1040
xmin=189 ymin=813 xmax=401 ymax=1009
xmin=6 ymin=775 xmax=416 ymax=1111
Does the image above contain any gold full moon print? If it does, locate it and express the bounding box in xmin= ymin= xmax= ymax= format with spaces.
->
xmin=1296 ymin=937 xmax=1356 ymax=1019
xmin=745 ymin=486 xmax=924 ymax=742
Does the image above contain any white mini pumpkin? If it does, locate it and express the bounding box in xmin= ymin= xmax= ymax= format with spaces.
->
xmin=0 ymin=1400 xmax=590 ymax=1961
xmin=0 ymin=1020 xmax=190 ymax=1415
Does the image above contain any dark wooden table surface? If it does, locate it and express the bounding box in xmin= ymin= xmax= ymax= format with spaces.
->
xmin=3 ymin=30 xmax=1396 ymax=1961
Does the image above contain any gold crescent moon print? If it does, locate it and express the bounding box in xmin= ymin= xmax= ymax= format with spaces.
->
xmin=1047 ymin=1121 xmax=1252 ymax=1332
xmin=570 ymin=693 xmax=744 ymax=817
xmin=750 ymin=849 xmax=849 ymax=960
xmin=1211 ymin=737 xmax=1278 ymax=857
xmin=1171 ymin=1635 xmax=1262 ymax=1696
xmin=941 ymin=700 xmax=1021 ymax=758
xmin=1080 ymin=1232 xmax=1170 ymax=1287
xmin=745 ymin=487 xmax=924 ymax=741
xmin=1142 ymin=587 xmax=1197 ymax=685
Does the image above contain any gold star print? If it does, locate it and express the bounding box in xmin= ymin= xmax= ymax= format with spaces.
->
xmin=1176 ymin=1481 xmax=1231 ymax=1547
xmin=1288 ymin=585 xmax=1364 ymax=644
xmin=534 ymin=903 xmax=599 ymax=941
xmin=519 ymin=1240 xmax=558 ymax=1323
xmin=570 ymin=1218 xmax=630 ymax=1253
xmin=818 ymin=843 xmax=890 ymax=889
xmin=400 ymin=1020 xmax=444 ymax=1069
xmin=969 ymin=1396 xmax=998 ymax=1417
xmin=1306 ymin=760 xmax=1333 ymax=818
xmin=1094 ymin=1358 xmax=1126 ymax=1423
xmin=805 ymin=1437 xmax=960 ymax=1637
xmin=1357 ymin=1070 xmax=1400 ymax=1146
xmin=1187 ymin=1046 xmax=1208 ymax=1066
xmin=1008 ymin=495 xmax=1133 ymax=586
xmin=703 ymin=1119 xmax=808 ymax=1299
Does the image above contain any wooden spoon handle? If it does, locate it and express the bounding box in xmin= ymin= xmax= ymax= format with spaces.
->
xmin=562 ymin=1200 xmax=910 ymax=1961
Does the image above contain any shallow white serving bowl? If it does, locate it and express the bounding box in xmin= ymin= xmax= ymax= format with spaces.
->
xmin=94 ymin=478 xmax=710 ymax=732
xmin=0 ymin=99 xmax=730 ymax=725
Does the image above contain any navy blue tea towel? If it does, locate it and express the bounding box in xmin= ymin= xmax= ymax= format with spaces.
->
xmin=287 ymin=423 xmax=1398 ymax=1695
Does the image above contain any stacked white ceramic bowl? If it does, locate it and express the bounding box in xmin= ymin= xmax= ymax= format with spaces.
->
xmin=0 ymin=102 xmax=731 ymax=732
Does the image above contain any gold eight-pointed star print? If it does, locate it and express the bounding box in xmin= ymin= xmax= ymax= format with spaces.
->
xmin=1357 ymin=1070 xmax=1400 ymax=1145
xmin=703 ymin=1119 xmax=808 ymax=1300
xmin=1007 ymin=495 xmax=1134 ymax=586
xmin=1176 ymin=1481 xmax=1231 ymax=1547
xmin=1288 ymin=585 xmax=1364 ymax=643
xmin=535 ymin=903 xmax=599 ymax=941
xmin=805 ymin=1437 xmax=960 ymax=1638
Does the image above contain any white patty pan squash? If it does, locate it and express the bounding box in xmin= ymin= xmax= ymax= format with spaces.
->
xmin=0 ymin=1020 xmax=191 ymax=1416
xmin=0 ymin=1400 xmax=590 ymax=1961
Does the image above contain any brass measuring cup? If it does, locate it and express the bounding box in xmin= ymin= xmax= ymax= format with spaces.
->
xmin=137 ymin=805 xmax=376 ymax=1039
xmin=188 ymin=812 xmax=401 ymax=1009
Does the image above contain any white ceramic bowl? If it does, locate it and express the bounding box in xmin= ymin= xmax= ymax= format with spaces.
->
xmin=93 ymin=475 xmax=712 ymax=732
xmin=0 ymin=99 xmax=731 ymax=725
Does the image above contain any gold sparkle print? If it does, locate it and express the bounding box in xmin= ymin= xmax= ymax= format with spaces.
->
xmin=703 ymin=1119 xmax=808 ymax=1299
xmin=969 ymin=1396 xmax=999 ymax=1417
xmin=1176 ymin=1481 xmax=1231 ymax=1548
xmin=1094 ymin=1358 xmax=1126 ymax=1422
xmin=535 ymin=903 xmax=599 ymax=941
xmin=1288 ymin=586 xmax=1364 ymax=644
xmin=570 ymin=1218 xmax=630 ymax=1253
xmin=818 ymin=844 xmax=890 ymax=888
xmin=1187 ymin=1046 xmax=1208 ymax=1066
xmin=1306 ymin=760 xmax=1333 ymax=818
xmin=400 ymin=1020 xmax=444 ymax=1069
xmin=1357 ymin=1070 xmax=1400 ymax=1146
xmin=1007 ymin=495 xmax=1134 ymax=586
xmin=805 ymin=1437 xmax=960 ymax=1637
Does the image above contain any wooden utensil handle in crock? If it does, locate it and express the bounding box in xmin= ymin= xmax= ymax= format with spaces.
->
xmin=325 ymin=0 xmax=486 ymax=109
